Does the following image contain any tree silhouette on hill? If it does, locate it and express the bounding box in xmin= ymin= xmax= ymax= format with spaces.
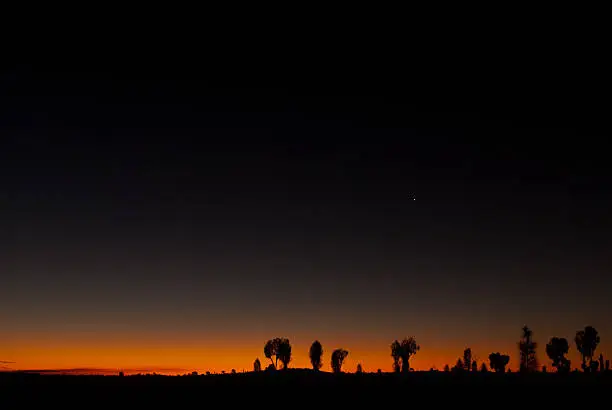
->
xmin=463 ymin=348 xmax=472 ymax=372
xmin=264 ymin=337 xmax=291 ymax=370
xmin=489 ymin=352 xmax=510 ymax=373
xmin=575 ymin=326 xmax=600 ymax=373
xmin=390 ymin=337 xmax=420 ymax=373
xmin=277 ymin=338 xmax=292 ymax=370
xmin=309 ymin=340 xmax=323 ymax=371
xmin=253 ymin=358 xmax=261 ymax=372
xmin=264 ymin=339 xmax=280 ymax=369
xmin=546 ymin=337 xmax=570 ymax=373
xmin=331 ymin=349 xmax=349 ymax=373
xmin=519 ymin=326 xmax=538 ymax=372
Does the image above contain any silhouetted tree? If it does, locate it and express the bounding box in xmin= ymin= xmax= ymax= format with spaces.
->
xmin=519 ymin=326 xmax=538 ymax=372
xmin=598 ymin=354 xmax=604 ymax=373
xmin=471 ymin=360 xmax=478 ymax=372
xmin=356 ymin=363 xmax=363 ymax=374
xmin=253 ymin=358 xmax=262 ymax=372
xmin=277 ymin=338 xmax=292 ymax=370
xmin=546 ymin=337 xmax=570 ymax=373
xmin=391 ymin=340 xmax=401 ymax=373
xmin=443 ymin=364 xmax=450 ymax=372
xmin=489 ymin=352 xmax=510 ymax=373
xmin=391 ymin=337 xmax=420 ymax=373
xmin=463 ymin=348 xmax=472 ymax=372
xmin=575 ymin=326 xmax=600 ymax=372
xmin=264 ymin=338 xmax=280 ymax=369
xmin=309 ymin=340 xmax=323 ymax=371
xmin=605 ymin=360 xmax=610 ymax=371
xmin=231 ymin=369 xmax=236 ymax=374
xmin=265 ymin=364 xmax=275 ymax=372
xmin=331 ymin=348 xmax=349 ymax=373
xmin=480 ymin=363 xmax=488 ymax=373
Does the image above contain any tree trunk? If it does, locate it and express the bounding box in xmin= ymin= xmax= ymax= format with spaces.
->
xmin=401 ymin=356 xmax=409 ymax=373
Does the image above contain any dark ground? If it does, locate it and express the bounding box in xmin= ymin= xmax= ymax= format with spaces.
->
xmin=2 ymin=370 xmax=610 ymax=407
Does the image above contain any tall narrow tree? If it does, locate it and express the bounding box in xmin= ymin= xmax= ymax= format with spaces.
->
xmin=463 ymin=348 xmax=472 ymax=372
xmin=277 ymin=338 xmax=292 ymax=370
xmin=309 ymin=340 xmax=323 ymax=371
xmin=518 ymin=326 xmax=538 ymax=372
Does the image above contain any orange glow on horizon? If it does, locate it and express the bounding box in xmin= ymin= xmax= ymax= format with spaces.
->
xmin=3 ymin=333 xmax=607 ymax=375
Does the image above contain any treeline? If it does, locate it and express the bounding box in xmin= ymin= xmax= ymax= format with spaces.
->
xmin=254 ymin=325 xmax=609 ymax=374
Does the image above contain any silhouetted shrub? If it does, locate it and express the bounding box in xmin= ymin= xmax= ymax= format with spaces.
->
xmin=254 ymin=358 xmax=261 ymax=372
xmin=546 ymin=337 xmax=570 ymax=373
xmin=489 ymin=352 xmax=510 ymax=373
xmin=356 ymin=363 xmax=363 ymax=374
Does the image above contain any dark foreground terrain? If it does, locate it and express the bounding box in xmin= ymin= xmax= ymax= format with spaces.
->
xmin=2 ymin=370 xmax=611 ymax=407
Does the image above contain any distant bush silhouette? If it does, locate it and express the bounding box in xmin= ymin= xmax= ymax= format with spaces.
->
xmin=471 ymin=360 xmax=477 ymax=372
xmin=463 ymin=348 xmax=472 ymax=372
xmin=480 ymin=363 xmax=488 ymax=373
xmin=390 ymin=337 xmax=420 ymax=373
xmin=605 ymin=360 xmax=609 ymax=371
xmin=309 ymin=340 xmax=323 ymax=371
xmin=519 ymin=325 xmax=538 ymax=372
xmin=277 ymin=338 xmax=292 ymax=370
xmin=265 ymin=364 xmax=275 ymax=372
xmin=598 ymin=354 xmax=604 ymax=373
xmin=356 ymin=363 xmax=363 ymax=374
xmin=575 ymin=326 xmax=600 ymax=372
xmin=454 ymin=358 xmax=464 ymax=372
xmin=331 ymin=348 xmax=349 ymax=373
xmin=489 ymin=352 xmax=510 ymax=373
xmin=253 ymin=358 xmax=261 ymax=372
xmin=546 ymin=337 xmax=570 ymax=373
xmin=443 ymin=364 xmax=450 ymax=372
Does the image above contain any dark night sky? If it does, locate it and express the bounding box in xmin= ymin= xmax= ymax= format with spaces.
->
xmin=1 ymin=55 xmax=610 ymax=372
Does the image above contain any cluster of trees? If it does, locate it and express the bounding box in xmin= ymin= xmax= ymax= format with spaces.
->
xmin=446 ymin=325 xmax=607 ymax=375
xmin=252 ymin=325 xmax=607 ymax=375
xmin=256 ymin=338 xmax=353 ymax=374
